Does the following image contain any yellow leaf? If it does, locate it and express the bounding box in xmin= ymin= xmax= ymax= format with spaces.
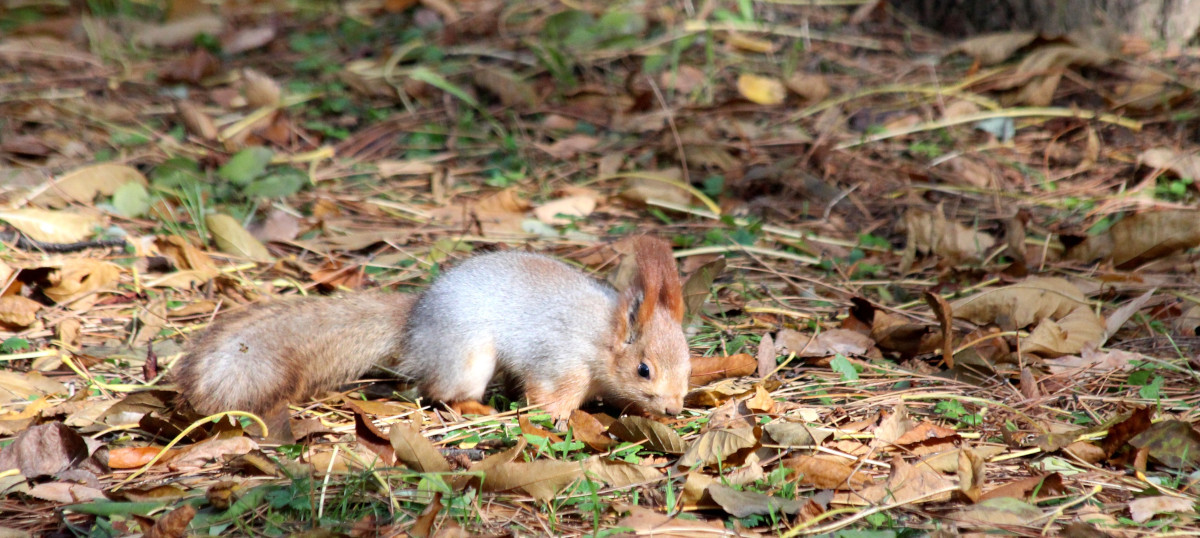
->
xmin=736 ymin=74 xmax=786 ymax=105
xmin=0 ymin=208 xmax=100 ymax=244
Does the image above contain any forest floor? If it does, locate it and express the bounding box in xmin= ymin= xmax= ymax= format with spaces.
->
xmin=1 ymin=0 xmax=1199 ymax=536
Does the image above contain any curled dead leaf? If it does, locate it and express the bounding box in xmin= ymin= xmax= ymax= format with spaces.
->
xmin=0 ymin=296 xmax=42 ymax=327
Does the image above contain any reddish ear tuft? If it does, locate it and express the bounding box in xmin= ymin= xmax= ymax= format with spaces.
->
xmin=631 ymin=236 xmax=684 ymax=324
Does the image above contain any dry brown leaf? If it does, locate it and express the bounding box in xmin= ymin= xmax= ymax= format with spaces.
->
xmin=28 ymin=482 xmax=106 ymax=503
xmin=613 ymin=502 xmax=724 ymax=537
xmin=0 ymin=296 xmax=41 ymax=327
xmin=785 ymin=72 xmax=831 ymax=102
xmin=689 ymin=353 xmax=756 ymax=386
xmin=980 ymin=473 xmax=1066 ymax=502
xmin=736 ymin=74 xmax=786 ymax=105
xmin=726 ymin=32 xmax=778 ymax=53
xmin=755 ymin=333 xmax=776 ymax=378
xmin=1069 ymin=211 xmax=1200 ymax=269
xmin=619 ymin=170 xmax=693 ymax=207
xmin=763 ymin=420 xmax=831 ymax=447
xmin=873 ymin=405 xmax=916 ymax=447
xmin=478 ymin=459 xmax=582 ymax=502
xmin=783 ymin=455 xmax=872 ymax=490
xmin=901 ymin=207 xmax=996 ymax=267
xmin=168 ymin=437 xmax=258 ymax=471
xmin=568 ymin=410 xmax=614 ymax=451
xmin=472 ymin=66 xmax=536 ymax=108
xmin=145 ymin=504 xmax=197 ymax=538
xmin=42 ymin=260 xmax=122 ymax=305
xmin=677 ymin=427 xmax=757 ymax=469
xmin=135 ymin=15 xmax=224 ymax=48
xmin=953 ymin=31 xmax=1038 ymax=65
xmin=34 ymin=163 xmax=148 ymax=208
xmin=582 ymin=457 xmax=661 ymax=488
xmin=1128 ymin=495 xmax=1195 ymax=524
xmin=658 ymin=65 xmax=705 ymax=95
xmin=0 ymin=209 xmax=100 ymax=244
xmin=607 ymin=416 xmax=687 ymax=454
xmin=953 ymin=277 xmax=1103 ymax=357
xmin=176 ymin=101 xmax=218 ymax=140
xmin=518 ymin=415 xmax=562 ymax=444
xmin=0 ymin=371 xmax=67 ymax=403
xmin=707 ymin=483 xmax=805 ymax=517
xmin=533 ymin=194 xmax=596 ymax=225
xmin=834 ymin=456 xmax=955 ymax=505
xmin=388 ymin=423 xmax=451 ymax=473
xmin=1140 ymin=147 xmax=1200 ymax=180
xmin=0 ymin=423 xmax=89 ymax=477
xmin=957 ymin=447 xmax=986 ymax=502
xmin=537 ymin=135 xmax=599 ymax=160
xmin=947 ymin=497 xmax=1044 ymax=527
xmin=205 ymin=214 xmax=273 ymax=262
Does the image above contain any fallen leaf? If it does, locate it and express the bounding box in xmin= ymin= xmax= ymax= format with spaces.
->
xmin=205 ymin=214 xmax=273 ymax=262
xmin=681 ymin=257 xmax=724 ymax=321
xmin=144 ymin=504 xmax=196 ymax=538
xmin=35 ymin=163 xmax=148 ymax=208
xmin=607 ymin=416 xmax=687 ymax=454
xmin=568 ymin=410 xmax=614 ymax=451
xmin=980 ymin=473 xmax=1066 ymax=502
xmin=242 ymin=68 xmax=281 ymax=108
xmin=689 ymin=353 xmax=756 ymax=385
xmin=613 ymin=502 xmax=724 ymax=537
xmin=533 ymin=194 xmax=596 ymax=225
xmin=1066 ymin=210 xmax=1200 ymax=269
xmin=135 ymin=14 xmax=224 ymax=48
xmin=536 ymin=135 xmax=599 ymax=160
xmin=0 ymin=423 xmax=90 ymax=478
xmin=901 ymin=207 xmax=996 ymax=266
xmin=947 ymin=496 xmax=1044 ymax=527
xmin=389 ymin=423 xmax=451 ymax=473
xmin=108 ymin=446 xmax=172 ymax=470
xmin=835 ymin=456 xmax=955 ymax=505
xmin=0 ymin=208 xmax=100 ymax=244
xmin=42 ymin=260 xmax=122 ymax=305
xmin=677 ymin=427 xmax=757 ymax=469
xmin=707 ymin=483 xmax=805 ymax=517
xmin=736 ymin=74 xmax=786 ymax=105
xmin=953 ymin=31 xmax=1038 ymax=65
xmin=28 ymin=482 xmax=106 ymax=503
xmin=953 ymin=277 xmax=1104 ymax=357
xmin=782 ymin=455 xmax=872 ymax=489
xmin=582 ymin=457 xmax=661 ymax=488
xmin=785 ymin=72 xmax=831 ymax=102
xmin=755 ymin=333 xmax=776 ymax=378
xmin=1128 ymin=495 xmax=1195 ymax=524
xmin=169 ymin=437 xmax=258 ymax=471
xmin=478 ymin=459 xmax=582 ymax=502
xmin=0 ymin=296 xmax=41 ymax=327
xmin=763 ymin=420 xmax=832 ymax=447
xmin=1140 ymin=147 xmax=1200 ymax=181
xmin=1128 ymin=420 xmax=1200 ymax=471
xmin=472 ymin=66 xmax=536 ymax=108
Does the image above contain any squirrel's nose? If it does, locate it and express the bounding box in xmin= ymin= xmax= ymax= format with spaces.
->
xmin=664 ymin=405 xmax=682 ymax=416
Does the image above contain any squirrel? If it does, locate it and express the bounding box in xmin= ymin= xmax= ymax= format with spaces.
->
xmin=173 ymin=236 xmax=691 ymax=431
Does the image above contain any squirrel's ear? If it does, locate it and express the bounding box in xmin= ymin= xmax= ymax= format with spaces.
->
xmin=630 ymin=236 xmax=684 ymax=324
xmin=615 ymin=290 xmax=642 ymax=344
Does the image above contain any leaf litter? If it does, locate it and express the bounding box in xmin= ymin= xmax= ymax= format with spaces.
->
xmin=0 ymin=0 xmax=1199 ymax=536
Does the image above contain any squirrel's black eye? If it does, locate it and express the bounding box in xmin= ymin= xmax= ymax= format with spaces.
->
xmin=637 ymin=362 xmax=651 ymax=379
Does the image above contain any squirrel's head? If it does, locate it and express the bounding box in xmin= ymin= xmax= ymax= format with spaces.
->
xmin=608 ymin=236 xmax=690 ymax=416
